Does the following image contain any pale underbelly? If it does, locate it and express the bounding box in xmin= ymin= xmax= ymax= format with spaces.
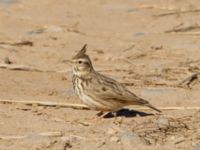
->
xmin=74 ymin=77 xmax=124 ymax=111
xmin=78 ymin=93 xmax=124 ymax=111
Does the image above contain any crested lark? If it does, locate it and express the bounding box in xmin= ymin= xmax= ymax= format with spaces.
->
xmin=70 ymin=44 xmax=161 ymax=116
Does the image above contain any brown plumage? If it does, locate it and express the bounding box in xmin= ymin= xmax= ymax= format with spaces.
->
xmin=71 ymin=44 xmax=161 ymax=113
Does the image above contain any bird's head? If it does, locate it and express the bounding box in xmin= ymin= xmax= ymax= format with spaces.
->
xmin=70 ymin=44 xmax=94 ymax=77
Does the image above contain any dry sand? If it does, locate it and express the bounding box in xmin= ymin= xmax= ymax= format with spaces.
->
xmin=0 ymin=0 xmax=200 ymax=149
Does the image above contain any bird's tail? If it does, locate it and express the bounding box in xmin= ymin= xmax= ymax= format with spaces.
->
xmin=136 ymin=98 xmax=161 ymax=113
xmin=145 ymin=103 xmax=161 ymax=113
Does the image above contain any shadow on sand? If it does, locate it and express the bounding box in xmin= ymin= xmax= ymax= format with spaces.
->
xmin=103 ymin=108 xmax=153 ymax=118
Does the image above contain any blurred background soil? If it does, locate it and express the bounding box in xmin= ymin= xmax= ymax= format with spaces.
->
xmin=0 ymin=0 xmax=200 ymax=149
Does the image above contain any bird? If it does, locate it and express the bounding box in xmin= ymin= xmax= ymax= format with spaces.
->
xmin=69 ymin=44 xmax=161 ymax=117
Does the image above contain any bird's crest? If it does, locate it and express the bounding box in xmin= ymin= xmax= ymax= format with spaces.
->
xmin=72 ymin=44 xmax=87 ymax=59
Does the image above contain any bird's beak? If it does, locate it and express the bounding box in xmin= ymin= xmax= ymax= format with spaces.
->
xmin=63 ymin=59 xmax=73 ymax=65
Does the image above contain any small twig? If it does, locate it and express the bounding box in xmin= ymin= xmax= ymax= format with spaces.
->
xmin=0 ymin=64 xmax=50 ymax=72
xmin=0 ymin=63 xmax=72 ymax=73
xmin=178 ymin=73 xmax=200 ymax=88
xmin=38 ymin=131 xmax=63 ymax=137
xmin=0 ymin=135 xmax=26 ymax=140
xmin=154 ymin=9 xmax=200 ymax=17
xmin=123 ymin=44 xmax=135 ymax=52
xmin=66 ymin=28 xmax=86 ymax=36
xmin=167 ymin=32 xmax=200 ymax=36
xmin=165 ymin=25 xmax=200 ymax=33
xmin=0 ymin=99 xmax=89 ymax=110
xmin=143 ymin=107 xmax=200 ymax=110
xmin=174 ymin=139 xmax=186 ymax=145
xmin=0 ymin=132 xmax=63 ymax=140
xmin=137 ymin=5 xmax=179 ymax=11
xmin=0 ymin=99 xmax=200 ymax=111
xmin=0 ymin=41 xmax=33 ymax=46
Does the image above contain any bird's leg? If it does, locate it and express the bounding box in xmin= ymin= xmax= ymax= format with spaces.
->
xmin=84 ymin=111 xmax=105 ymax=123
xmin=97 ymin=111 xmax=113 ymax=118
xmin=112 ymin=111 xmax=123 ymax=125
xmin=113 ymin=111 xmax=118 ymax=121
xmin=96 ymin=111 xmax=105 ymax=117
xmin=85 ymin=111 xmax=106 ymax=123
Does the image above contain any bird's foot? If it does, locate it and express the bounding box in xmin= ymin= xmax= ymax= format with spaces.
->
xmin=96 ymin=111 xmax=105 ymax=117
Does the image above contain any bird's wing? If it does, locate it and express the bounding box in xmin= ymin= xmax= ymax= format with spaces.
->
xmin=88 ymin=72 xmax=148 ymax=105
xmin=85 ymin=72 xmax=161 ymax=112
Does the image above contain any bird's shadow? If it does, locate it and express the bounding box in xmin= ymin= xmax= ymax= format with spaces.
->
xmin=103 ymin=108 xmax=153 ymax=118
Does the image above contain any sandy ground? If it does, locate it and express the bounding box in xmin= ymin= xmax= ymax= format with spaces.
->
xmin=0 ymin=0 xmax=200 ymax=149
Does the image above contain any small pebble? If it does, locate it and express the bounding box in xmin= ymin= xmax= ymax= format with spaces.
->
xmin=107 ymin=128 xmax=117 ymax=135
xmin=154 ymin=116 xmax=170 ymax=129
xmin=110 ymin=136 xmax=120 ymax=143
xmin=119 ymin=131 xmax=149 ymax=146
xmin=96 ymin=140 xmax=106 ymax=148
xmin=4 ymin=56 xmax=12 ymax=64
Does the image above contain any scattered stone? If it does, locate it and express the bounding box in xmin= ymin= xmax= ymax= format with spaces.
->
xmin=119 ymin=131 xmax=149 ymax=147
xmin=107 ymin=128 xmax=118 ymax=135
xmin=193 ymin=143 xmax=200 ymax=150
xmin=154 ymin=116 xmax=170 ymax=129
xmin=95 ymin=140 xmax=106 ymax=148
xmin=48 ymin=90 xmax=58 ymax=96
xmin=110 ymin=136 xmax=120 ymax=143
xmin=63 ymin=141 xmax=72 ymax=149
xmin=4 ymin=56 xmax=12 ymax=64
xmin=133 ymin=32 xmax=145 ymax=37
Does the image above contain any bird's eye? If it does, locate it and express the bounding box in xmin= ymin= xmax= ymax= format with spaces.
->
xmin=78 ymin=60 xmax=82 ymax=64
